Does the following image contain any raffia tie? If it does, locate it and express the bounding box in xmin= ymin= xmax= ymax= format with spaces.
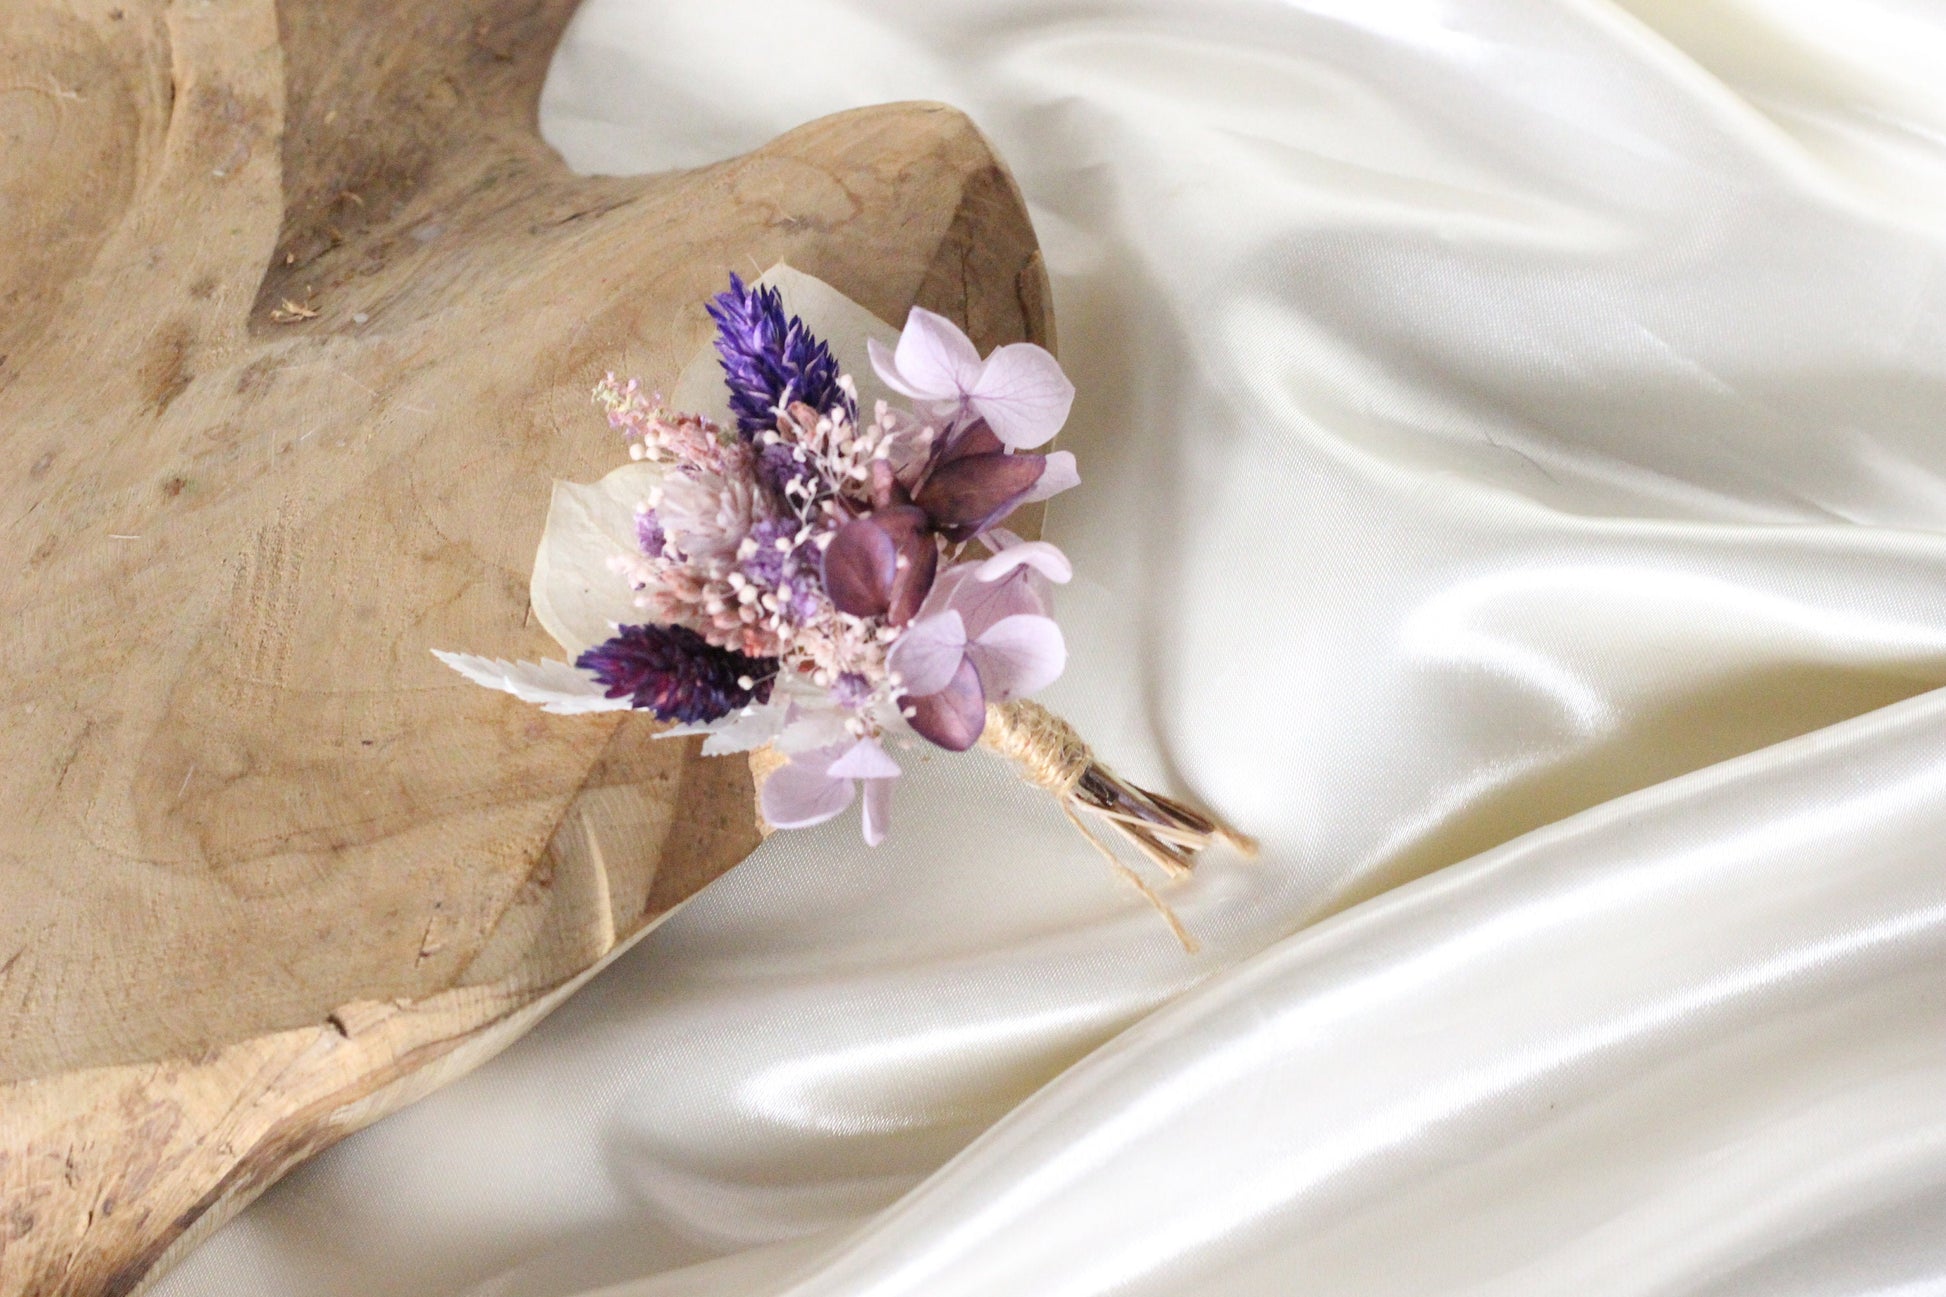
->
xmin=979 ymin=699 xmax=1256 ymax=952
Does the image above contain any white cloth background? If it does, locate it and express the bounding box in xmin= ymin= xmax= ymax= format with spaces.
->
xmin=155 ymin=3 xmax=1946 ymax=1294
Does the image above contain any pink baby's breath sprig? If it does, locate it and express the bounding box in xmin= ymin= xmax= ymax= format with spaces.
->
xmin=439 ymin=271 xmax=1250 ymax=948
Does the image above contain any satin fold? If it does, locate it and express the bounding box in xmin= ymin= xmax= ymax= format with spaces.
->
xmin=155 ymin=2 xmax=1946 ymax=1294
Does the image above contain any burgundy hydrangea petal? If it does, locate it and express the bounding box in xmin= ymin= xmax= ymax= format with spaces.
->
xmin=934 ymin=419 xmax=1005 ymax=467
xmin=873 ymin=504 xmax=939 ymax=626
xmin=822 ymin=517 xmax=897 ymax=617
xmin=913 ymin=452 xmax=1047 ymax=542
xmin=904 ymin=655 xmax=987 ymax=752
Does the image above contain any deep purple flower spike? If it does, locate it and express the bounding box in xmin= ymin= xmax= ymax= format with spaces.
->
xmin=576 ymin=624 xmax=774 ymax=723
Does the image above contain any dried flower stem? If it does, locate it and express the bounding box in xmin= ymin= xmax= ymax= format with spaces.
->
xmin=979 ymin=699 xmax=1256 ymax=951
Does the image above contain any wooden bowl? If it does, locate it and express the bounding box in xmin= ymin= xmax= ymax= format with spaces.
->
xmin=0 ymin=2 xmax=1051 ymax=1292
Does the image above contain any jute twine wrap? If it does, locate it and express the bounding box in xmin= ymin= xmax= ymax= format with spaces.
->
xmin=979 ymin=699 xmax=1093 ymax=799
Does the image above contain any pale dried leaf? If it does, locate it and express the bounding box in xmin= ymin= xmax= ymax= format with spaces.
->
xmin=530 ymin=460 xmax=665 ymax=656
xmin=431 ymin=651 xmax=632 ymax=714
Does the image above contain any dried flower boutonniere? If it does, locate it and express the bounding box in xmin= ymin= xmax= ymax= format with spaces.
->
xmin=438 ymin=267 xmax=1250 ymax=946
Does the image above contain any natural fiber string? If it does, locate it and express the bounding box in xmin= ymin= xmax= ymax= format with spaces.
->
xmin=979 ymin=699 xmax=1093 ymax=797
xmin=980 ymin=699 xmax=1256 ymax=951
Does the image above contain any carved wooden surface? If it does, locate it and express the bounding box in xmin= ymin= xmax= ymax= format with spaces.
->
xmin=0 ymin=1 xmax=1051 ymax=1292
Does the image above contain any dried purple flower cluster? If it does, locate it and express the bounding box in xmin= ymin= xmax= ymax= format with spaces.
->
xmin=584 ymin=277 xmax=1081 ymax=843
xmin=575 ymin=623 xmax=773 ymax=723
xmin=706 ymin=275 xmax=850 ymax=436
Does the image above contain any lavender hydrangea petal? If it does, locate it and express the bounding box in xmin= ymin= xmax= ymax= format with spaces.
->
xmin=919 ymin=562 xmax=1047 ymax=639
xmin=860 ymin=776 xmax=894 ymax=847
xmin=1019 ymin=449 xmax=1079 ymax=504
xmin=966 ymin=341 xmax=1075 ymax=449
xmin=866 ymin=336 xmax=932 ymax=402
xmin=886 ymin=610 xmax=967 ymax=698
xmin=827 ymin=736 xmax=901 ymax=780
xmin=965 ymin=613 xmax=1066 ymax=701
xmin=975 ymin=540 xmax=1073 ymax=585
xmin=885 ymin=306 xmax=983 ymax=402
xmin=760 ymin=744 xmax=856 ymax=829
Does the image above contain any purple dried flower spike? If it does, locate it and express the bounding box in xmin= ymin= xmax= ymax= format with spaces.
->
xmin=707 ymin=274 xmax=850 ymax=437
xmin=576 ymin=623 xmax=775 ymax=724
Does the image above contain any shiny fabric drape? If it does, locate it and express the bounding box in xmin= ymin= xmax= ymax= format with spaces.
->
xmin=155 ymin=3 xmax=1946 ymax=1293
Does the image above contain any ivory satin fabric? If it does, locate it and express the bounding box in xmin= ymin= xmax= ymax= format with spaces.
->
xmin=156 ymin=3 xmax=1946 ymax=1294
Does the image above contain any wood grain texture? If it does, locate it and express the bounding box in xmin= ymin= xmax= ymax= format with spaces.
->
xmin=0 ymin=1 xmax=1052 ymax=1292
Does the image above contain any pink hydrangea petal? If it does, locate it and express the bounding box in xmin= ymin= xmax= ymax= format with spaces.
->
xmin=886 ymin=610 xmax=967 ymax=697
xmin=905 ymin=655 xmax=987 ymax=752
xmin=889 ymin=307 xmax=983 ymax=401
xmin=827 ymin=736 xmax=902 ymax=780
xmin=975 ymin=540 xmax=1073 ymax=585
xmin=967 ymin=613 xmax=1067 ymax=701
xmin=1019 ymin=449 xmax=1079 ymax=503
xmin=860 ymin=777 xmax=894 ymax=847
xmin=760 ymin=745 xmax=856 ymax=829
xmin=968 ymin=343 xmax=1075 ymax=449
